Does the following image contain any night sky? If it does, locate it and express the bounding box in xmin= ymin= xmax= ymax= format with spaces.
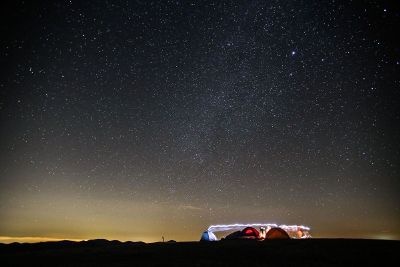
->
xmin=1 ymin=0 xmax=399 ymax=243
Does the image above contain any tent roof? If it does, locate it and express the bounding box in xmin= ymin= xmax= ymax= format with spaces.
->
xmin=242 ymin=227 xmax=260 ymax=237
xmin=265 ymin=227 xmax=290 ymax=239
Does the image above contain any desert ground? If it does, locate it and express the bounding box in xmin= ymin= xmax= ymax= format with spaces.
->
xmin=1 ymin=238 xmax=398 ymax=266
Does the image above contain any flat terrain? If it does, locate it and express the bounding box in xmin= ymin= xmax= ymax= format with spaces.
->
xmin=1 ymin=239 xmax=398 ymax=266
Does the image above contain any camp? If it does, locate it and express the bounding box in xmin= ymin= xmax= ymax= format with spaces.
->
xmin=200 ymin=223 xmax=311 ymax=241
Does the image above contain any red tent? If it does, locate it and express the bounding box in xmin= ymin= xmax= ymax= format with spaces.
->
xmin=225 ymin=227 xmax=260 ymax=240
xmin=242 ymin=227 xmax=260 ymax=238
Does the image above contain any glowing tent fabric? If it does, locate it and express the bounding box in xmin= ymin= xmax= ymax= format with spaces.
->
xmin=225 ymin=227 xmax=260 ymax=240
xmin=264 ymin=227 xmax=290 ymax=239
xmin=200 ymin=231 xmax=218 ymax=241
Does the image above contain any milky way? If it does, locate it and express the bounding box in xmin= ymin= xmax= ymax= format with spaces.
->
xmin=0 ymin=0 xmax=399 ymax=242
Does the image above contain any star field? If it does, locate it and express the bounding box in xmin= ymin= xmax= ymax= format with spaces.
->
xmin=0 ymin=0 xmax=399 ymax=242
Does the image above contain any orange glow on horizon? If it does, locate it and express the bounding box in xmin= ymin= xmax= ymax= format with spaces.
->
xmin=0 ymin=236 xmax=84 ymax=244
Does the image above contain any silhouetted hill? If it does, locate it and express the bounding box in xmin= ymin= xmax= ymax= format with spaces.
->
xmin=0 ymin=239 xmax=398 ymax=266
xmin=81 ymin=239 xmax=122 ymax=247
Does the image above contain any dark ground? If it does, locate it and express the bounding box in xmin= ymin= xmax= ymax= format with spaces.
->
xmin=0 ymin=239 xmax=398 ymax=266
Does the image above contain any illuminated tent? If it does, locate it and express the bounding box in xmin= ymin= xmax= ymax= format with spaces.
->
xmin=265 ymin=227 xmax=290 ymax=239
xmin=200 ymin=231 xmax=217 ymax=241
xmin=225 ymin=227 xmax=260 ymax=240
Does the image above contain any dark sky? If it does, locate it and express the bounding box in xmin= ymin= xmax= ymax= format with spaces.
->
xmin=0 ymin=0 xmax=399 ymax=242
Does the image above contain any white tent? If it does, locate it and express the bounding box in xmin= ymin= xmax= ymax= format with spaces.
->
xmin=200 ymin=230 xmax=218 ymax=241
